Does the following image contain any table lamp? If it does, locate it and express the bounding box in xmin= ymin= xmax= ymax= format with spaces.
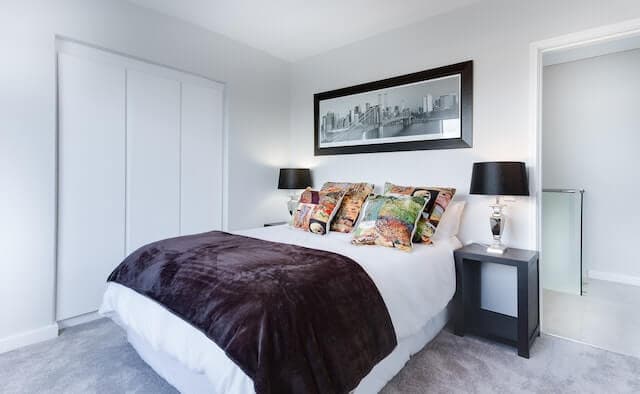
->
xmin=278 ymin=168 xmax=312 ymax=215
xmin=470 ymin=162 xmax=529 ymax=254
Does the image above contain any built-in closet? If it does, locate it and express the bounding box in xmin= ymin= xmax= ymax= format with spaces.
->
xmin=56 ymin=41 xmax=224 ymax=322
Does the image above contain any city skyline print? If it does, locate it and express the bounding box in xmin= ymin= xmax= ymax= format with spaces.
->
xmin=314 ymin=61 xmax=473 ymax=155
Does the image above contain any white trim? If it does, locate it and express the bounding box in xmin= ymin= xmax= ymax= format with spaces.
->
xmin=57 ymin=311 xmax=103 ymax=329
xmin=529 ymin=17 xmax=640 ymax=335
xmin=0 ymin=324 xmax=59 ymax=354
xmin=221 ymin=83 xmax=230 ymax=232
xmin=588 ymin=270 xmax=640 ymax=287
xmin=53 ymin=46 xmax=61 ymax=323
xmin=178 ymin=82 xmax=183 ymax=235
xmin=528 ymin=41 xmax=542 ymax=253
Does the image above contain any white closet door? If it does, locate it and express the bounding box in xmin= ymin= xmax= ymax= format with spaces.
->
xmin=180 ymin=83 xmax=224 ymax=234
xmin=57 ymin=54 xmax=126 ymax=320
xmin=126 ymin=70 xmax=181 ymax=253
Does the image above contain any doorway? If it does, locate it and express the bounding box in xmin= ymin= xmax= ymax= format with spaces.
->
xmin=532 ymin=22 xmax=640 ymax=358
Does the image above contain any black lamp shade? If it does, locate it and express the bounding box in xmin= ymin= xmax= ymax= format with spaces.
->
xmin=278 ymin=168 xmax=312 ymax=190
xmin=470 ymin=162 xmax=529 ymax=196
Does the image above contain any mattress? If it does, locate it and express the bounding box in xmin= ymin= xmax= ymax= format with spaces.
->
xmin=100 ymin=225 xmax=461 ymax=393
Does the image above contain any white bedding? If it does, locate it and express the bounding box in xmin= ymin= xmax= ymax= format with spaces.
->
xmin=100 ymin=225 xmax=460 ymax=393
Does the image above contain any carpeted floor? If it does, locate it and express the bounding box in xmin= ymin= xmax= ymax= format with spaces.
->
xmin=1 ymin=319 xmax=639 ymax=393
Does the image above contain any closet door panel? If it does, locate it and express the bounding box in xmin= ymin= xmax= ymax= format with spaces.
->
xmin=180 ymin=83 xmax=224 ymax=234
xmin=126 ymin=70 xmax=181 ymax=253
xmin=57 ymin=54 xmax=126 ymax=320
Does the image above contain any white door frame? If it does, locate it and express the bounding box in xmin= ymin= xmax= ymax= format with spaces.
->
xmin=529 ymin=18 xmax=640 ymax=332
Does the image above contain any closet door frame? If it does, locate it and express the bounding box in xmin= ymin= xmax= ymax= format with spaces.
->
xmin=55 ymin=38 xmax=227 ymax=322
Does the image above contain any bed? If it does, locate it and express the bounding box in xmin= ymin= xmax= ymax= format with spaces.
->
xmin=99 ymin=225 xmax=461 ymax=393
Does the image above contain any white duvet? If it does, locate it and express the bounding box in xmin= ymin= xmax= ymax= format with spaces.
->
xmin=100 ymin=225 xmax=460 ymax=393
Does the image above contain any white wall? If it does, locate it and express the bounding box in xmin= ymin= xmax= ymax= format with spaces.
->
xmin=288 ymin=0 xmax=640 ymax=315
xmin=0 ymin=0 xmax=290 ymax=350
xmin=289 ymin=0 xmax=640 ymax=249
xmin=543 ymin=48 xmax=640 ymax=280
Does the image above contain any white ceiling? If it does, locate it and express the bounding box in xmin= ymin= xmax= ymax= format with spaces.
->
xmin=127 ymin=0 xmax=482 ymax=62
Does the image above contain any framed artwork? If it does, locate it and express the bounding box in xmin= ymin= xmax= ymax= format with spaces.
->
xmin=314 ymin=60 xmax=473 ymax=155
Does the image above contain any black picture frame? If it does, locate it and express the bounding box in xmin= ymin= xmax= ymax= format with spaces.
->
xmin=314 ymin=60 xmax=473 ymax=156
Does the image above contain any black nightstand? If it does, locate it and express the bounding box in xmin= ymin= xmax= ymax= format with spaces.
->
xmin=453 ymin=243 xmax=540 ymax=358
xmin=264 ymin=221 xmax=287 ymax=227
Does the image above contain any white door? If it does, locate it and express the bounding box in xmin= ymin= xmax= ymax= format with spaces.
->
xmin=56 ymin=54 xmax=126 ymax=320
xmin=180 ymin=83 xmax=224 ymax=234
xmin=56 ymin=40 xmax=225 ymax=321
xmin=126 ymin=70 xmax=181 ymax=253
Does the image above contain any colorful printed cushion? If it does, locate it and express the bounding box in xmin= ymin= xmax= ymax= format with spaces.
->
xmin=383 ymin=182 xmax=456 ymax=244
xmin=351 ymin=194 xmax=427 ymax=252
xmin=321 ymin=182 xmax=374 ymax=233
xmin=291 ymin=187 xmax=346 ymax=235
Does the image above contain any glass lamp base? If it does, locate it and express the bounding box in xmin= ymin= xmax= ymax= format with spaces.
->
xmin=287 ymin=194 xmax=299 ymax=216
xmin=486 ymin=243 xmax=507 ymax=254
xmin=488 ymin=197 xmax=507 ymax=254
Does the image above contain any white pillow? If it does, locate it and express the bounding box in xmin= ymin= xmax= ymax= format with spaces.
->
xmin=432 ymin=200 xmax=466 ymax=241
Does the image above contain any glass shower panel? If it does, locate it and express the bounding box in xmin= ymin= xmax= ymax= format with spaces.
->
xmin=542 ymin=190 xmax=583 ymax=295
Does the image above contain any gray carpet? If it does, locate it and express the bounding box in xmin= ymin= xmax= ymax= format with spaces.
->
xmin=1 ymin=319 xmax=639 ymax=394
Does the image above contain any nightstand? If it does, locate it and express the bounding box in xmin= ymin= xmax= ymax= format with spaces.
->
xmin=453 ymin=243 xmax=540 ymax=358
xmin=264 ymin=221 xmax=287 ymax=227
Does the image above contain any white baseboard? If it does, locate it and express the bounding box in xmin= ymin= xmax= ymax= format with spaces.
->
xmin=588 ymin=270 xmax=640 ymax=287
xmin=58 ymin=311 xmax=102 ymax=329
xmin=0 ymin=323 xmax=59 ymax=354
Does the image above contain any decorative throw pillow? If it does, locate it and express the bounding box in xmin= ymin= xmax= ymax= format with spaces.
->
xmin=431 ymin=201 xmax=466 ymax=242
xmin=383 ymin=182 xmax=456 ymax=244
xmin=351 ymin=194 xmax=427 ymax=252
xmin=291 ymin=187 xmax=346 ymax=235
xmin=319 ymin=182 xmax=351 ymax=192
xmin=321 ymin=182 xmax=374 ymax=233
